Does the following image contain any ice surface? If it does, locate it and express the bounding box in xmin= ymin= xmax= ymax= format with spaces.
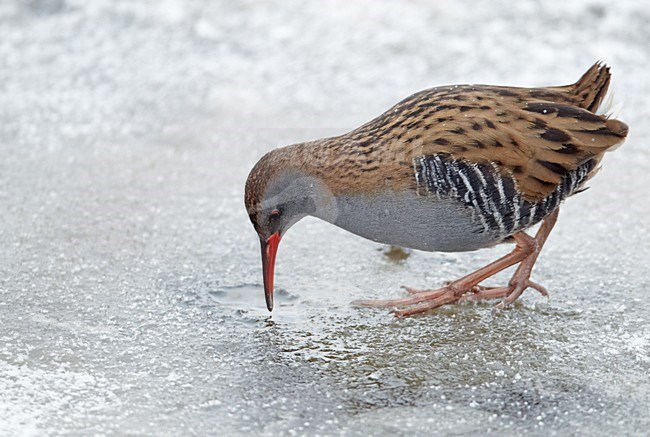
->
xmin=1 ymin=0 xmax=649 ymax=435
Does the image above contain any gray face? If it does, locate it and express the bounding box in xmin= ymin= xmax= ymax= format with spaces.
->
xmin=251 ymin=170 xmax=336 ymax=239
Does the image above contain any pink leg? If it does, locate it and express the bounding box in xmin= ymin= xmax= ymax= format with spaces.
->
xmin=353 ymin=209 xmax=560 ymax=316
xmin=352 ymin=232 xmax=534 ymax=311
xmin=496 ymin=208 xmax=558 ymax=307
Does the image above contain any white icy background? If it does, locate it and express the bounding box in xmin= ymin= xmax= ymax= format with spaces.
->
xmin=1 ymin=0 xmax=649 ymax=435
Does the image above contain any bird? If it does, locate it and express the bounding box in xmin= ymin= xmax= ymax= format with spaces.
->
xmin=244 ymin=62 xmax=628 ymax=316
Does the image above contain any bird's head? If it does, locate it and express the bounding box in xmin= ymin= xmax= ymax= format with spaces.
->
xmin=245 ymin=145 xmax=335 ymax=311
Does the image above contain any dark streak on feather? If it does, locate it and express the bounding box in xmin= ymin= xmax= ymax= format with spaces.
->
xmin=531 ymin=176 xmax=556 ymax=187
xmin=541 ymin=128 xmax=571 ymax=142
xmin=579 ymin=127 xmax=625 ymax=137
xmin=555 ymin=143 xmax=579 ymax=154
xmin=537 ymin=160 xmax=567 ymax=175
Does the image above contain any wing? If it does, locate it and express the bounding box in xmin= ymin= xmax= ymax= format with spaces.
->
xmin=322 ymin=63 xmax=628 ymax=201
xmin=349 ymin=82 xmax=628 ymax=202
xmin=414 ymin=89 xmax=627 ymax=201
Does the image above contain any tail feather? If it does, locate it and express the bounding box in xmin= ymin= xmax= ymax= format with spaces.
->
xmin=574 ymin=62 xmax=611 ymax=112
xmin=550 ymin=62 xmax=612 ymax=112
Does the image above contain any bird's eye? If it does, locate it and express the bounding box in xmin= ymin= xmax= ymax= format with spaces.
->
xmin=270 ymin=209 xmax=281 ymax=220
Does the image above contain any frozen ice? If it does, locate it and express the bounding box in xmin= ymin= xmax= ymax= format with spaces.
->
xmin=1 ymin=0 xmax=649 ymax=435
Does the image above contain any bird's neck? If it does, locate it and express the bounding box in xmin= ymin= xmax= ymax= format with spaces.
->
xmin=281 ymin=136 xmax=411 ymax=198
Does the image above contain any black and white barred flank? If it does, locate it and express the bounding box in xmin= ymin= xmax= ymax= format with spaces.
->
xmin=413 ymin=155 xmax=595 ymax=237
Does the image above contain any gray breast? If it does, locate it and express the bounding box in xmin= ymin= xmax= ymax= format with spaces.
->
xmin=313 ymin=191 xmax=497 ymax=252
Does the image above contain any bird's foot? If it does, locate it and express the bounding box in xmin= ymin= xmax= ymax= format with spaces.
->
xmin=462 ymin=279 xmax=549 ymax=309
xmin=352 ymin=282 xmax=471 ymax=316
xmin=352 ymin=279 xmax=549 ymax=317
xmin=403 ymin=283 xmax=451 ymax=295
xmin=467 ymin=280 xmax=548 ymax=298
xmin=406 ymin=279 xmax=547 ymax=296
xmin=352 ymin=287 xmax=453 ymax=310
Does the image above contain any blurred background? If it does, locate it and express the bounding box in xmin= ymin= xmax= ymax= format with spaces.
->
xmin=1 ymin=0 xmax=648 ymax=435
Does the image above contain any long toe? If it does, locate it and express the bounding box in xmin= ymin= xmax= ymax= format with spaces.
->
xmin=402 ymin=286 xmax=451 ymax=296
xmin=496 ymin=281 xmax=530 ymax=308
xmin=527 ymin=280 xmax=549 ymax=297
xmin=392 ymin=291 xmax=460 ymax=316
xmin=495 ymin=279 xmax=549 ymax=309
xmin=352 ymin=288 xmax=449 ymax=309
xmin=460 ymin=286 xmax=511 ymax=302
xmin=402 ymin=286 xmax=431 ymax=295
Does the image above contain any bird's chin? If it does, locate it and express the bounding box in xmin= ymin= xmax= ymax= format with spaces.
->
xmin=261 ymin=232 xmax=281 ymax=311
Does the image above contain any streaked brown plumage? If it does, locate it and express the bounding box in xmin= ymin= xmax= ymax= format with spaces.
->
xmin=245 ymin=62 xmax=628 ymax=316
